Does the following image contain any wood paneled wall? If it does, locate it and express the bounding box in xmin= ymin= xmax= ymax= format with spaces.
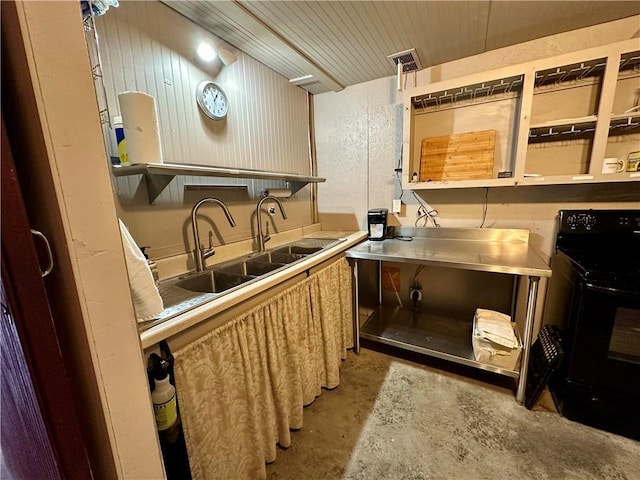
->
xmin=94 ymin=1 xmax=313 ymax=259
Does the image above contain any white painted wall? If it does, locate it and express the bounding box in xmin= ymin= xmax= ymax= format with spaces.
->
xmin=314 ymin=16 xmax=640 ymax=260
xmin=95 ymin=1 xmax=313 ymax=259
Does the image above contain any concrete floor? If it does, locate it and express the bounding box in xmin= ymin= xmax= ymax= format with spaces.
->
xmin=266 ymin=347 xmax=640 ymax=480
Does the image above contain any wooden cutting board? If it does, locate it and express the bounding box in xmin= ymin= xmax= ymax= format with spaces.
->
xmin=420 ymin=130 xmax=496 ymax=182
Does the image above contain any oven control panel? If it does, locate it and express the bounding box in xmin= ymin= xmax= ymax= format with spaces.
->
xmin=559 ymin=210 xmax=640 ymax=234
xmin=564 ymin=213 xmax=597 ymax=231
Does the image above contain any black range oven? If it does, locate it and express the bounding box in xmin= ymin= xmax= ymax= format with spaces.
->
xmin=544 ymin=209 xmax=640 ymax=440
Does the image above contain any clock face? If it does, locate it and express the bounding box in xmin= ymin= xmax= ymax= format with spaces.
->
xmin=196 ymin=81 xmax=228 ymax=120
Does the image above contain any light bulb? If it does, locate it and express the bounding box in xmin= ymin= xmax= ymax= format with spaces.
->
xmin=197 ymin=41 xmax=217 ymax=62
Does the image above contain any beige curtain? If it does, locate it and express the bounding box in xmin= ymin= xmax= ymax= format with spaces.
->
xmin=173 ymin=258 xmax=353 ymax=480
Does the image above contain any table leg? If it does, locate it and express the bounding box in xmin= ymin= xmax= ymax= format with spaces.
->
xmin=351 ymin=259 xmax=360 ymax=354
xmin=378 ymin=260 xmax=382 ymax=305
xmin=516 ymin=275 xmax=540 ymax=404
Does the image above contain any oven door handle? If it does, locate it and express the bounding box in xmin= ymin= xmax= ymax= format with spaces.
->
xmin=585 ymin=282 xmax=640 ymax=298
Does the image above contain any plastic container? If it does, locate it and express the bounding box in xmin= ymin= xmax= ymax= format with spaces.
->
xmin=152 ymin=360 xmax=178 ymax=431
xmin=113 ymin=116 xmax=129 ymax=166
xmin=627 ymin=151 xmax=640 ymax=172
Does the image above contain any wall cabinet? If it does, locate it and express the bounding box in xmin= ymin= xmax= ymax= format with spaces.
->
xmin=402 ymin=39 xmax=640 ymax=189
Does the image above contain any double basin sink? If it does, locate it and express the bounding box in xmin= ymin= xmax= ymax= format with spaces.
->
xmin=172 ymin=241 xmax=338 ymax=294
xmin=159 ymin=237 xmax=344 ymax=308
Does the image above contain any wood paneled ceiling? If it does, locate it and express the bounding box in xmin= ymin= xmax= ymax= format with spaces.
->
xmin=163 ymin=1 xmax=640 ymax=95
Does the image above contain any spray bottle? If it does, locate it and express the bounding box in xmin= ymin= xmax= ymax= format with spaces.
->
xmin=151 ymin=358 xmax=178 ymax=432
xmin=148 ymin=346 xmax=191 ymax=479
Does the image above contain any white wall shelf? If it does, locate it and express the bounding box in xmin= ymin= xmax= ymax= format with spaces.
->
xmin=402 ymin=39 xmax=640 ymax=190
xmin=528 ymin=116 xmax=598 ymax=142
xmin=609 ymin=112 xmax=640 ymax=134
xmin=411 ymin=74 xmax=523 ymax=111
xmin=112 ymin=162 xmax=326 ymax=203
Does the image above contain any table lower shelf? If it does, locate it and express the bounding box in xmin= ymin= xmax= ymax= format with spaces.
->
xmin=360 ymin=305 xmax=520 ymax=378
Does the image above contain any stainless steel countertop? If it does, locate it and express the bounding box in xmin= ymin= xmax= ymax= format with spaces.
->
xmin=139 ymin=230 xmax=367 ymax=348
xmin=345 ymin=227 xmax=551 ymax=277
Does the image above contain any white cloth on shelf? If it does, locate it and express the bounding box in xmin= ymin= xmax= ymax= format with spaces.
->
xmin=474 ymin=308 xmax=518 ymax=349
xmin=118 ymin=219 xmax=163 ymax=322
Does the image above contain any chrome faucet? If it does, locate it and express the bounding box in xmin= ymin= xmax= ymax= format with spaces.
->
xmin=191 ymin=198 xmax=236 ymax=271
xmin=256 ymin=194 xmax=287 ymax=252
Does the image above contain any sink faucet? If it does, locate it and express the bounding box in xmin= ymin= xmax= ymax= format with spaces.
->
xmin=256 ymin=194 xmax=287 ymax=252
xmin=191 ymin=198 xmax=236 ymax=271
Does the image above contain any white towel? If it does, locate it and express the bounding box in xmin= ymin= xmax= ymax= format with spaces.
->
xmin=118 ymin=219 xmax=164 ymax=322
xmin=474 ymin=308 xmax=518 ymax=349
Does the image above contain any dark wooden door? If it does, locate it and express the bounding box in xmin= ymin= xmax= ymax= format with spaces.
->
xmin=1 ymin=118 xmax=93 ymax=479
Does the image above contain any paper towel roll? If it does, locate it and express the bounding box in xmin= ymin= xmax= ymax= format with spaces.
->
xmin=117 ymin=91 xmax=164 ymax=165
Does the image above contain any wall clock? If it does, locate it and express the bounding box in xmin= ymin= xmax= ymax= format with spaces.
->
xmin=195 ymin=81 xmax=228 ymax=120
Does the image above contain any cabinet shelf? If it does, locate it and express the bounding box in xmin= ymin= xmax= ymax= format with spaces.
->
xmin=411 ymin=74 xmax=523 ymax=111
xmin=403 ymin=39 xmax=640 ymax=189
xmin=408 ymin=177 xmax=517 ymax=190
xmin=619 ymin=51 xmax=640 ymax=72
xmin=112 ymin=162 xmax=326 ymax=203
xmin=534 ymin=58 xmax=605 ymax=86
xmin=609 ymin=112 xmax=640 ymax=135
xmin=528 ymin=116 xmax=597 ymax=141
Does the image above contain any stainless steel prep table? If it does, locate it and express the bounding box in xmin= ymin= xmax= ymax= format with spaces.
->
xmin=345 ymin=227 xmax=552 ymax=404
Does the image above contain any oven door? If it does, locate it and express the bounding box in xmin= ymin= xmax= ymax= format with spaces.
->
xmin=567 ymin=281 xmax=640 ymax=396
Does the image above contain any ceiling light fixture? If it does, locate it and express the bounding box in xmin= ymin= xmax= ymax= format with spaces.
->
xmin=196 ymin=40 xmax=217 ymax=62
xmin=289 ymin=74 xmax=315 ymax=86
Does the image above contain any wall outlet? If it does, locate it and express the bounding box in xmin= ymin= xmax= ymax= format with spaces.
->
xmin=410 ymin=287 xmax=422 ymax=303
xmin=392 ymin=199 xmax=402 ymax=213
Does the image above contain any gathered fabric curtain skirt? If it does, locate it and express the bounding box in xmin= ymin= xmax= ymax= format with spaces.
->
xmin=173 ymin=258 xmax=353 ymax=480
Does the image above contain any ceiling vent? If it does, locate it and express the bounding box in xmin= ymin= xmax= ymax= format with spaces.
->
xmin=387 ymin=48 xmax=422 ymax=73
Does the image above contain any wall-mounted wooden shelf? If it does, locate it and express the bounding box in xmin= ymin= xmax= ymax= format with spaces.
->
xmin=411 ymin=74 xmax=523 ymax=111
xmin=534 ymin=58 xmax=606 ymax=86
xmin=402 ymin=39 xmax=640 ymax=190
xmin=112 ymin=162 xmax=326 ymax=203
xmin=528 ymin=116 xmax=597 ymax=142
